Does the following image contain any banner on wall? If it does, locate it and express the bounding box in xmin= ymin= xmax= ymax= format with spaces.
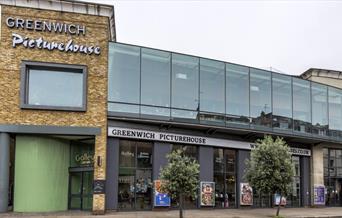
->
xmin=274 ymin=193 xmax=287 ymax=206
xmin=154 ymin=180 xmax=171 ymax=207
xmin=314 ymin=184 xmax=325 ymax=205
xmin=240 ymin=183 xmax=253 ymax=205
xmin=200 ymin=181 xmax=215 ymax=206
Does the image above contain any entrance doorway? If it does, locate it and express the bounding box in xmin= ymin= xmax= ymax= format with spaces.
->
xmin=69 ymin=170 xmax=93 ymax=210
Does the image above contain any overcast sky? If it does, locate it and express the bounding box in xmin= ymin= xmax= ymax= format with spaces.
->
xmin=87 ymin=0 xmax=342 ymax=76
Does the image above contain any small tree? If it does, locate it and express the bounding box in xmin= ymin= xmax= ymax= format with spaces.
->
xmin=245 ymin=135 xmax=294 ymax=217
xmin=159 ymin=149 xmax=200 ymax=218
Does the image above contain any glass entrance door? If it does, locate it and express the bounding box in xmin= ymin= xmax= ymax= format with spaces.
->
xmin=69 ymin=171 xmax=93 ymax=210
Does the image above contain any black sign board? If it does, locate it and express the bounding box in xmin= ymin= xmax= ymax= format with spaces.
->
xmin=93 ymin=180 xmax=105 ymax=194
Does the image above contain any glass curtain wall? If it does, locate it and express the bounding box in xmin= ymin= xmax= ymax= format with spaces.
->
xmin=171 ymin=54 xmax=199 ymax=121
xmin=141 ymin=48 xmax=171 ymax=117
xmin=213 ymin=148 xmax=236 ymax=208
xmin=250 ymin=69 xmax=272 ymax=128
xmin=108 ymin=43 xmax=342 ymax=141
xmin=311 ymin=83 xmax=328 ymax=136
xmin=118 ymin=140 xmax=153 ymax=210
xmin=199 ymin=58 xmax=225 ymax=125
xmin=108 ymin=43 xmax=140 ymax=114
xmin=272 ymin=74 xmax=292 ymax=130
xmin=293 ymin=78 xmax=311 ymax=134
xmin=226 ymin=63 xmax=250 ymax=125
xmin=328 ymin=87 xmax=342 ymax=138
xmin=324 ymin=148 xmax=342 ymax=206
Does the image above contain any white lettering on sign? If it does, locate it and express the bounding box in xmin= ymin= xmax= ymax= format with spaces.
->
xmin=6 ymin=17 xmax=86 ymax=35
xmin=11 ymin=33 xmax=100 ymax=55
xmin=5 ymin=17 xmax=101 ymax=55
xmin=108 ymin=127 xmax=311 ymax=156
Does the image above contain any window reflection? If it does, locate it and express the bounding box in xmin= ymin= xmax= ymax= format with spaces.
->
xmin=250 ymin=69 xmax=272 ymax=128
xmin=293 ymin=78 xmax=311 ymax=133
xmin=328 ymin=87 xmax=342 ymax=138
xmin=141 ymin=48 xmax=171 ymax=107
xmin=272 ymin=74 xmax=292 ymax=130
xmin=226 ymin=64 xmax=250 ymax=125
xmin=172 ymin=54 xmax=199 ymax=111
xmin=108 ymin=43 xmax=140 ymax=104
xmin=312 ymin=83 xmax=328 ymax=136
xmin=200 ymin=58 xmax=225 ymax=114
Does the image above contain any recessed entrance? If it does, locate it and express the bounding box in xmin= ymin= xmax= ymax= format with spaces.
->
xmin=69 ymin=171 xmax=93 ymax=210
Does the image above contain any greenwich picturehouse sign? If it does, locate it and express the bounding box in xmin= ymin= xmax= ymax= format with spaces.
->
xmin=5 ymin=17 xmax=101 ymax=55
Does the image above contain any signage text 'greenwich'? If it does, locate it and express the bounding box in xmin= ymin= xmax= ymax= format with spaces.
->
xmin=111 ymin=128 xmax=207 ymax=144
xmin=5 ymin=17 xmax=101 ymax=55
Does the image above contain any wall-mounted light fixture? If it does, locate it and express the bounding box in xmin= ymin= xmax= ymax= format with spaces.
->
xmin=97 ymin=156 xmax=102 ymax=167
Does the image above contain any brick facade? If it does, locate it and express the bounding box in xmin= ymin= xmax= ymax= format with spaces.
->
xmin=0 ymin=5 xmax=109 ymax=213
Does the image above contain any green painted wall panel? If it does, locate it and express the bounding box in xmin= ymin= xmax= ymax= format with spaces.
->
xmin=14 ymin=136 xmax=70 ymax=212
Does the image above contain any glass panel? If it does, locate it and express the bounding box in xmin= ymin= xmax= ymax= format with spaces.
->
xmin=135 ymin=169 xmax=152 ymax=210
xmin=28 ymin=68 xmax=83 ymax=107
xmin=108 ymin=43 xmax=140 ymax=103
xmin=328 ymin=87 xmax=342 ymax=138
xmin=140 ymin=106 xmax=170 ymax=119
xmin=225 ymin=150 xmax=235 ymax=173
xmin=272 ymin=74 xmax=292 ymax=130
xmin=137 ymin=142 xmax=152 ymax=168
xmin=83 ymin=172 xmax=93 ymax=195
xmin=312 ymin=83 xmax=328 ymax=135
xmin=70 ymin=142 xmax=94 ymax=167
xmin=293 ymin=78 xmax=311 ymax=133
xmin=214 ymin=172 xmax=225 ymax=208
xmin=141 ymin=48 xmax=171 ymax=107
xmin=214 ymin=148 xmax=224 ymax=173
xmin=82 ymin=197 xmax=93 ymax=210
xmin=292 ymin=156 xmax=300 ymax=177
xmin=336 ymin=150 xmax=342 ymax=168
xmin=108 ymin=103 xmax=140 ymax=114
xmin=250 ymin=69 xmax=272 ymax=128
xmin=70 ymin=172 xmax=82 ymax=195
xmin=172 ymin=54 xmax=199 ymax=110
xmin=200 ymin=58 xmax=225 ymax=113
xmin=171 ymin=109 xmax=199 ymax=122
xmin=119 ymin=140 xmax=136 ymax=168
xmin=70 ymin=197 xmax=81 ymax=209
xmin=226 ymin=63 xmax=250 ymax=125
xmin=226 ymin=175 xmax=236 ymax=208
xmin=199 ymin=112 xmax=225 ymax=126
xmin=118 ymin=168 xmax=135 ymax=210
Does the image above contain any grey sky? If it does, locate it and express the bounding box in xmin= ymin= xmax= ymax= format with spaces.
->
xmin=87 ymin=0 xmax=342 ymax=76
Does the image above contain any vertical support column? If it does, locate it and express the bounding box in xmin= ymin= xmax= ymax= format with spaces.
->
xmin=311 ymin=144 xmax=324 ymax=206
xmin=105 ymin=137 xmax=120 ymax=210
xmin=0 ymin=132 xmax=10 ymax=213
xmin=236 ymin=150 xmax=250 ymax=208
xmin=153 ymin=142 xmax=172 ymax=180
xmin=301 ymin=156 xmax=311 ymax=207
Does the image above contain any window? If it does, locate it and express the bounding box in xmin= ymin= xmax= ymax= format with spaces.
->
xmin=250 ymin=69 xmax=272 ymax=128
xmin=213 ymin=148 xmax=236 ymax=208
xmin=311 ymin=83 xmax=328 ymax=135
xmin=21 ymin=61 xmax=87 ymax=111
xmin=324 ymin=148 xmax=342 ymax=206
xmin=328 ymin=87 xmax=342 ymax=138
xmin=293 ymin=78 xmax=311 ymax=133
xmin=108 ymin=43 xmax=140 ymax=104
xmin=272 ymin=74 xmax=292 ymax=130
xmin=226 ymin=63 xmax=250 ymax=125
xmin=171 ymin=54 xmax=199 ymax=120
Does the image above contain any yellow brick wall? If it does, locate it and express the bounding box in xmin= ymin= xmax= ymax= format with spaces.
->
xmin=0 ymin=5 xmax=109 ymax=213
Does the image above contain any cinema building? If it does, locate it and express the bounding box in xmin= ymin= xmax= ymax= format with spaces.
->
xmin=1 ymin=0 xmax=342 ymax=214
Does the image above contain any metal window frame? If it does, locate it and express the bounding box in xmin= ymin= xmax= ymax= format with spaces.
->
xmin=20 ymin=61 xmax=87 ymax=112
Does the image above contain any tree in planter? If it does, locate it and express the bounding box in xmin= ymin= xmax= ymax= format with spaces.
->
xmin=245 ymin=135 xmax=294 ymax=217
xmin=159 ymin=149 xmax=200 ymax=218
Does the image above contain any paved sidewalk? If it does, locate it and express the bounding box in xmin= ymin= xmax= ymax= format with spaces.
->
xmin=1 ymin=208 xmax=342 ymax=218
